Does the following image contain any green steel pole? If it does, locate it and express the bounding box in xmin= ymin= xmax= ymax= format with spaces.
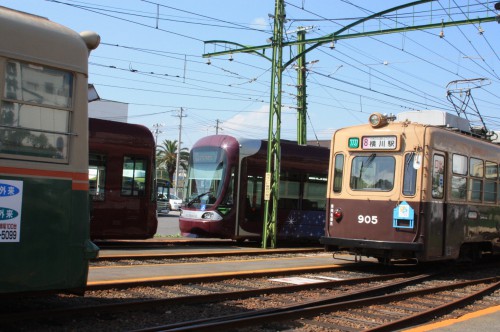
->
xmin=262 ymin=0 xmax=285 ymax=249
xmin=296 ymin=29 xmax=307 ymax=145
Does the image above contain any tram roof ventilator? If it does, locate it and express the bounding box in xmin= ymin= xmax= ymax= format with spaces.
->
xmin=396 ymin=110 xmax=471 ymax=133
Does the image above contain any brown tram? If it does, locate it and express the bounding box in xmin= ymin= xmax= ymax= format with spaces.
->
xmin=321 ymin=110 xmax=500 ymax=263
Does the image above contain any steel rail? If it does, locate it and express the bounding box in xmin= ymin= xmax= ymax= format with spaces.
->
xmin=1 ymin=273 xmax=411 ymax=323
xmin=95 ymin=247 xmax=323 ymax=261
xmin=142 ymin=277 xmax=499 ymax=332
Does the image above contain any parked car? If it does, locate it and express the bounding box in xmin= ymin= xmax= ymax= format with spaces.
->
xmin=157 ymin=194 xmax=171 ymax=214
xmin=169 ymin=194 xmax=183 ymax=211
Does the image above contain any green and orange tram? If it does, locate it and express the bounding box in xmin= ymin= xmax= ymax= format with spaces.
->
xmin=0 ymin=6 xmax=100 ymax=295
xmin=321 ymin=110 xmax=500 ymax=263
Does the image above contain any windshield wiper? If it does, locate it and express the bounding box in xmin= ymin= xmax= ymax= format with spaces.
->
xmin=187 ymin=191 xmax=213 ymax=206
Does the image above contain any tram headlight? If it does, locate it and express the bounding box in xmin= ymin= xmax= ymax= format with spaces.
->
xmin=368 ymin=112 xmax=388 ymax=128
xmin=201 ymin=212 xmax=214 ymax=219
xmin=201 ymin=211 xmax=223 ymax=221
xmin=333 ymin=208 xmax=343 ymax=222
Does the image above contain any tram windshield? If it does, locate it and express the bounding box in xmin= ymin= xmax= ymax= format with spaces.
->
xmin=185 ymin=146 xmax=227 ymax=208
xmin=350 ymin=154 xmax=395 ymax=191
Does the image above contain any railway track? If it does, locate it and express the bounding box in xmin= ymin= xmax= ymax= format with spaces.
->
xmin=144 ymin=276 xmax=499 ymax=332
xmin=2 ymin=262 xmax=499 ymax=331
xmin=87 ymin=251 xmax=378 ymax=290
xmin=94 ymin=246 xmax=324 ymax=262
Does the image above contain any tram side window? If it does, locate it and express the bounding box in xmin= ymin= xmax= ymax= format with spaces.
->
xmin=468 ymin=158 xmax=483 ymax=202
xmin=89 ymin=153 xmax=106 ymax=201
xmin=279 ymin=172 xmax=300 ymax=209
xmin=333 ymin=154 xmax=344 ymax=193
xmin=451 ymin=154 xmax=467 ymax=200
xmin=0 ymin=60 xmax=72 ymax=161
xmin=221 ymin=166 xmax=235 ymax=206
xmin=484 ymin=161 xmax=498 ymax=203
xmin=431 ymin=154 xmax=445 ymax=199
xmin=403 ymin=153 xmax=418 ymax=196
xmin=122 ymin=156 xmax=147 ymax=197
xmin=246 ymin=174 xmax=263 ymax=210
xmin=303 ymin=174 xmax=327 ymax=210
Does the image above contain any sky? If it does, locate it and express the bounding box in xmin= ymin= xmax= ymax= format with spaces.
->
xmin=3 ymin=0 xmax=500 ymax=150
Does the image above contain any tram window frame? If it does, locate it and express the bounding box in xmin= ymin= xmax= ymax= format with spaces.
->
xmin=89 ymin=153 xmax=106 ymax=201
xmin=469 ymin=158 xmax=484 ymax=178
xmin=303 ymin=174 xmax=327 ymax=210
xmin=246 ymin=174 xmax=263 ymax=210
xmin=349 ymin=155 xmax=395 ymax=191
xmin=121 ymin=156 xmax=147 ymax=197
xmin=279 ymin=172 xmax=300 ymax=209
xmin=468 ymin=158 xmax=484 ymax=202
xmin=451 ymin=154 xmax=467 ymax=201
xmin=431 ymin=154 xmax=445 ymax=199
xmin=0 ymin=59 xmax=73 ymax=163
xmin=452 ymin=154 xmax=468 ymax=175
xmin=333 ymin=154 xmax=344 ymax=193
xmin=484 ymin=161 xmax=497 ymax=203
xmin=402 ymin=152 xmax=418 ymax=196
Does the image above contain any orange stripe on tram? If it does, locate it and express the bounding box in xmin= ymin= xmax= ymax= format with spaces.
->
xmin=0 ymin=166 xmax=89 ymax=191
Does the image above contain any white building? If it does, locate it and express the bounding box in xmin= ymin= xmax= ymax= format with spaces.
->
xmin=88 ymin=84 xmax=128 ymax=122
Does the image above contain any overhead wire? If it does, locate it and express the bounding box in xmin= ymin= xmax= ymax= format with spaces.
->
xmin=51 ymin=0 xmax=499 ymax=138
xmin=288 ymin=0 xmax=498 ymax=131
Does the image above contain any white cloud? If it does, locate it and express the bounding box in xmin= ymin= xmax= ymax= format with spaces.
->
xmin=223 ymin=104 xmax=270 ymax=138
xmin=250 ymin=17 xmax=268 ymax=29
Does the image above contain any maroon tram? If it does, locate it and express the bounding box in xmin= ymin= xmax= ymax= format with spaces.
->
xmin=321 ymin=110 xmax=500 ymax=263
xmin=179 ymin=135 xmax=329 ymax=242
xmin=88 ymin=118 xmax=158 ymax=239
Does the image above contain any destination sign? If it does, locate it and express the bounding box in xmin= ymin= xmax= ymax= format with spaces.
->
xmin=362 ymin=136 xmax=397 ymax=150
xmin=193 ymin=149 xmax=220 ymax=163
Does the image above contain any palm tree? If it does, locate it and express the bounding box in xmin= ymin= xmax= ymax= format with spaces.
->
xmin=156 ymin=139 xmax=189 ymax=189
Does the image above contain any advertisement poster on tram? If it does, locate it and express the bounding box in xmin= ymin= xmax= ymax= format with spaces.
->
xmin=0 ymin=180 xmax=23 ymax=242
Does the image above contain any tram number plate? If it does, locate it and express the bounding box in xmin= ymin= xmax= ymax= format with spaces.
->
xmin=358 ymin=215 xmax=378 ymax=224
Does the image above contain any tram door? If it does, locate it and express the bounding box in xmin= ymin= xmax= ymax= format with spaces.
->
xmin=427 ymin=153 xmax=446 ymax=258
xmin=238 ymin=173 xmax=263 ymax=235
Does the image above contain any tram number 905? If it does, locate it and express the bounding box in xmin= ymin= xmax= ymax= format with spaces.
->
xmin=358 ymin=215 xmax=378 ymax=224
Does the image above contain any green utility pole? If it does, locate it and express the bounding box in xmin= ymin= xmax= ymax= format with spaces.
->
xmin=261 ymin=0 xmax=285 ymax=249
xmin=296 ymin=29 xmax=307 ymax=145
xmin=202 ymin=0 xmax=499 ymax=249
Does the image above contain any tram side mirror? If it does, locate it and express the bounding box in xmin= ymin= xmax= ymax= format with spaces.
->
xmin=413 ymin=153 xmax=422 ymax=170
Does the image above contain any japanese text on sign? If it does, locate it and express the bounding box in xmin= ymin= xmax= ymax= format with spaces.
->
xmin=0 ymin=180 xmax=23 ymax=243
xmin=362 ymin=136 xmax=397 ymax=150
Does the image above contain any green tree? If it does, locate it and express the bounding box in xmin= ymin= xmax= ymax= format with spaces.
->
xmin=156 ymin=139 xmax=189 ymax=187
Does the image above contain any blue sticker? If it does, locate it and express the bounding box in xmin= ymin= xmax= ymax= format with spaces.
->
xmin=0 ymin=183 xmax=20 ymax=197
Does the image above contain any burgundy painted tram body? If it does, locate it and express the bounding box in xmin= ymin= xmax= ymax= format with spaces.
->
xmin=321 ymin=111 xmax=500 ymax=263
xmin=179 ymin=135 xmax=329 ymax=242
xmin=88 ymin=118 xmax=158 ymax=239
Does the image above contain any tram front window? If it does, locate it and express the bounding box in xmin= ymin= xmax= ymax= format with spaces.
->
xmin=350 ymin=154 xmax=395 ymax=191
xmin=185 ymin=147 xmax=227 ymax=208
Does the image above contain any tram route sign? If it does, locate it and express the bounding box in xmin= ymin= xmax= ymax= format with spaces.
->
xmin=348 ymin=137 xmax=359 ymax=149
xmin=362 ymin=135 xmax=397 ymax=150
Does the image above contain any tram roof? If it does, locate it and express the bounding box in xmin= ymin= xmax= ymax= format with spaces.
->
xmin=0 ymin=6 xmax=93 ymax=74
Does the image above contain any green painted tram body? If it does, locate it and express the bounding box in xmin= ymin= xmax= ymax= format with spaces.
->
xmin=0 ymin=6 xmax=100 ymax=295
xmin=1 ymin=177 xmax=97 ymax=294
